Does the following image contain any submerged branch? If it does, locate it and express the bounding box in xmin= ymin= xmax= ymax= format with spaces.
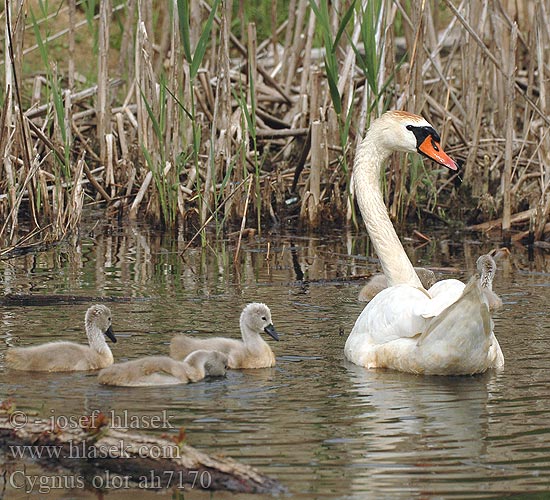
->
xmin=0 ymin=415 xmax=284 ymax=494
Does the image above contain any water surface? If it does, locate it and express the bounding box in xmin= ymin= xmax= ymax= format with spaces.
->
xmin=1 ymin=223 xmax=550 ymax=498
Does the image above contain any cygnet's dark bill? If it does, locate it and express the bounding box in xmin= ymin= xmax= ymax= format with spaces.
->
xmin=105 ymin=326 xmax=117 ymax=343
xmin=264 ymin=324 xmax=280 ymax=341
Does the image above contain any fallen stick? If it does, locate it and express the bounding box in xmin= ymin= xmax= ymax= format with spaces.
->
xmin=0 ymin=414 xmax=283 ymax=494
xmin=467 ymin=208 xmax=534 ymax=231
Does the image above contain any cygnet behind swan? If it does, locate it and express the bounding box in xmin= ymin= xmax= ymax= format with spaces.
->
xmin=5 ymin=304 xmax=116 ymax=372
xmin=358 ymin=267 xmax=436 ymax=302
xmin=477 ymin=254 xmax=502 ymax=311
xmin=170 ymin=302 xmax=279 ymax=369
xmin=97 ymin=350 xmax=228 ymax=387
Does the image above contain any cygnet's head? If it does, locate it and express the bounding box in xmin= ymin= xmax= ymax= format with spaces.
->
xmin=85 ymin=304 xmax=116 ymax=343
xmin=187 ymin=349 xmax=229 ymax=380
xmin=369 ymin=111 xmax=458 ymax=171
xmin=416 ymin=267 xmax=437 ymax=288
xmin=202 ymin=350 xmax=229 ymax=377
xmin=476 ymin=254 xmax=497 ymax=288
xmin=489 ymin=247 xmax=511 ymax=261
xmin=240 ymin=302 xmax=279 ymax=341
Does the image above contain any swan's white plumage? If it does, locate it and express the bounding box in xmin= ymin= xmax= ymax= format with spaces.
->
xmin=345 ymin=111 xmax=504 ymax=375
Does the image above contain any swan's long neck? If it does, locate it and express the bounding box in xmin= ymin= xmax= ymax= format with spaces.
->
xmin=354 ymin=136 xmax=422 ymax=288
xmin=86 ymin=322 xmax=111 ymax=356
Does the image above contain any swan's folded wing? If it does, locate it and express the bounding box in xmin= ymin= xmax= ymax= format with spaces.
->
xmin=351 ymin=285 xmax=430 ymax=344
xmin=417 ymin=278 xmax=491 ymax=347
xmin=418 ymin=279 xmax=465 ymax=319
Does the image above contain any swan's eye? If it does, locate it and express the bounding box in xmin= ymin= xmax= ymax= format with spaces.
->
xmin=431 ymin=139 xmax=439 ymax=151
xmin=261 ymin=316 xmax=267 ymax=321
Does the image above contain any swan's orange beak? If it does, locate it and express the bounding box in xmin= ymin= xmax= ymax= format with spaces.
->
xmin=418 ymin=136 xmax=458 ymax=171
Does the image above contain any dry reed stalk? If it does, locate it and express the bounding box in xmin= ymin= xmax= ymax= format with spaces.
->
xmin=68 ymin=0 xmax=76 ymax=90
xmin=166 ymin=0 xmax=182 ymax=168
xmin=270 ymin=0 xmax=280 ymax=70
xmin=135 ymin=20 xmax=149 ymax=152
xmin=533 ymin=4 xmax=550 ymax=241
xmin=281 ymin=0 xmax=298 ymax=89
xmin=219 ymin=0 xmax=237 ymax=221
xmin=307 ymin=120 xmax=323 ymax=227
xmin=298 ymin=8 xmax=317 ymax=127
xmin=202 ymin=1 xmax=292 ymax=106
xmin=105 ymin=133 xmax=115 ymax=196
xmin=3 ymin=0 xmax=39 ymax=237
xmin=97 ymin=0 xmax=112 ymax=165
xmin=444 ymin=0 xmax=550 ymax=127
xmin=116 ymin=113 xmax=128 ymax=161
xmin=310 ymin=70 xmax=322 ymax=123
xmin=234 ymin=174 xmax=254 ymax=264
xmin=81 ymin=161 xmax=111 ymax=203
xmin=466 ymin=69 xmax=488 ymax=198
xmin=501 ymin=23 xmax=517 ymax=240
xmin=283 ymin=0 xmax=308 ymax=94
xmin=129 ymin=171 xmax=153 ymax=219
xmin=118 ymin=0 xmax=137 ymax=80
xmin=67 ymin=154 xmax=85 ymax=232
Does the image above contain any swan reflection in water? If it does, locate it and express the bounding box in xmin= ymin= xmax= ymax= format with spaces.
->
xmin=344 ymin=362 xmax=505 ymax=497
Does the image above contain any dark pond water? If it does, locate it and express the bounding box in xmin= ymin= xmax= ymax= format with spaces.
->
xmin=1 ymin=220 xmax=550 ymax=499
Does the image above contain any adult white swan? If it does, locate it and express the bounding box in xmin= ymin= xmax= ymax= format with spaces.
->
xmin=344 ymin=111 xmax=504 ymax=375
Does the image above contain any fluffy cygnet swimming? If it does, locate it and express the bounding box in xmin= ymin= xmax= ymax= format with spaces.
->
xmin=477 ymin=253 xmax=503 ymax=311
xmin=97 ymin=349 xmax=228 ymax=387
xmin=358 ymin=267 xmax=436 ymax=302
xmin=5 ymin=304 xmax=116 ymax=372
xmin=170 ymin=303 xmax=279 ymax=369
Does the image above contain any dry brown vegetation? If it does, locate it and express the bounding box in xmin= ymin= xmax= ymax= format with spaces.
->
xmin=1 ymin=0 xmax=550 ymax=254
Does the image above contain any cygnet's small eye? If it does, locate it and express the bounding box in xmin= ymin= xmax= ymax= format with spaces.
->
xmin=261 ymin=316 xmax=267 ymax=321
xmin=108 ymin=317 xmax=112 ymax=322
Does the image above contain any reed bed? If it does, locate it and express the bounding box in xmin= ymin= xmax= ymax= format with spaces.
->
xmin=1 ymin=0 xmax=550 ymax=252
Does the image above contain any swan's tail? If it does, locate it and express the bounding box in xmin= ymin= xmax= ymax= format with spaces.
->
xmin=416 ymin=278 xmax=494 ymax=375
